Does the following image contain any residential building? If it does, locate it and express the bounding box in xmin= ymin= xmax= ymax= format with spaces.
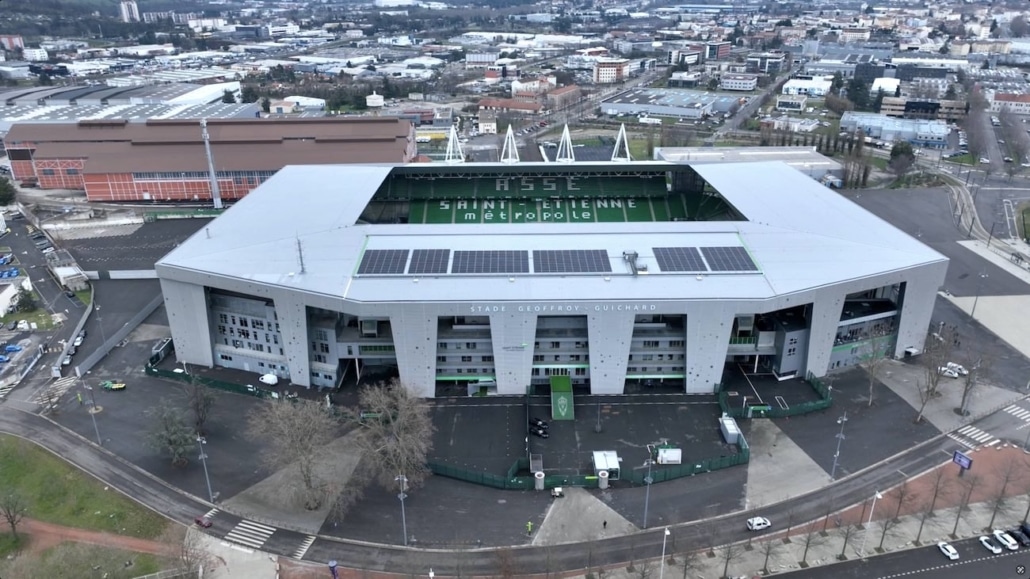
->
xmin=720 ymin=74 xmax=758 ymax=91
xmin=593 ymin=59 xmax=630 ymax=84
xmin=989 ymin=93 xmax=1030 ymax=115
xmin=120 ymin=0 xmax=140 ymax=23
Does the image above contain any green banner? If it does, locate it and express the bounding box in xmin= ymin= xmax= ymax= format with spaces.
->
xmin=550 ymin=376 xmax=574 ymax=420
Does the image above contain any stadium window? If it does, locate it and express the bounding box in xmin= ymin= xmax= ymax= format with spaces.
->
xmin=438 ymin=342 xmax=448 ymax=349
xmin=669 ymin=340 xmax=684 ymax=348
xmin=461 ymin=356 xmax=472 ymax=362
xmin=643 ymin=340 xmax=659 ymax=348
xmin=41 ymin=169 xmax=55 ymax=176
xmin=550 ymin=341 xmax=560 ymax=349
xmin=66 ymin=168 xmax=79 ymax=175
xmin=437 ymin=356 xmax=446 ymax=363
xmin=219 ymin=354 xmax=233 ymax=361
xmin=533 ymin=355 xmax=543 ymax=362
xmin=465 ymin=342 xmax=477 ymax=350
xmin=482 ymin=355 xmax=493 ymax=362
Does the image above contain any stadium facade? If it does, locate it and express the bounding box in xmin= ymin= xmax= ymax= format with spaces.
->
xmin=156 ymin=161 xmax=948 ymax=396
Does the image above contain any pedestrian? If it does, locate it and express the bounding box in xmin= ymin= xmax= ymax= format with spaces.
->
xmin=603 ymin=520 xmax=607 ymax=530
xmin=77 ymin=392 xmax=82 ymax=405
xmin=526 ymin=521 xmax=533 ymax=536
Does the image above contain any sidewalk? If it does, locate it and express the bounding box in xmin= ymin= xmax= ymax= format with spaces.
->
xmin=587 ymin=444 xmax=1030 ymax=579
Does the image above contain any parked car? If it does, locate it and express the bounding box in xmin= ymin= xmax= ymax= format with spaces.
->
xmin=73 ymin=334 xmax=83 ymax=347
xmin=5 ymin=345 xmax=22 ymax=353
xmin=938 ymin=366 xmax=959 ymax=378
xmin=529 ymin=426 xmax=549 ymax=439
xmin=61 ymin=355 xmax=71 ymax=366
xmin=945 ymin=362 xmax=969 ymax=376
xmin=0 ymin=356 xmax=9 ymax=363
xmin=194 ymin=515 xmax=212 ymax=528
xmin=1010 ymin=528 xmax=1030 ymax=547
xmin=258 ymin=373 xmax=279 ymax=386
xmin=747 ymin=517 xmax=771 ymax=531
xmin=980 ymin=535 xmax=1003 ymax=554
xmin=937 ymin=541 xmax=959 ymax=560
xmin=5 ymin=321 xmax=15 ymax=331
xmin=993 ymin=529 xmax=1019 ymax=550
xmin=529 ymin=417 xmax=549 ymax=429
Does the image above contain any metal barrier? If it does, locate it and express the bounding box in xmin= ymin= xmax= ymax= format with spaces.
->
xmin=74 ymin=293 xmax=163 ymax=379
xmin=143 ymin=209 xmax=225 ymax=222
xmin=131 ymin=568 xmax=192 ymax=579
xmin=144 ymin=365 xmax=277 ymax=400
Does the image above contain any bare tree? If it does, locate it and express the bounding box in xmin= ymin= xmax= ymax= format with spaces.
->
xmin=891 ymin=481 xmax=917 ymax=522
xmin=913 ymin=492 xmax=936 ymax=545
xmin=877 ymin=516 xmax=903 ymax=552
xmin=719 ymin=543 xmax=743 ymax=579
xmin=957 ymin=352 xmax=988 ymax=417
xmin=925 ymin=467 xmax=953 ymax=517
xmin=783 ymin=510 xmax=797 ymax=543
xmin=325 ymin=457 xmax=372 ymax=524
xmin=247 ymin=398 xmax=343 ymax=510
xmin=988 ymin=461 xmax=1022 ymax=529
xmin=837 ymin=525 xmax=857 ymax=560
xmin=145 ymin=399 xmax=195 ymax=467
xmin=799 ymin=529 xmax=826 ymax=567
xmin=180 ymin=527 xmax=218 ymax=576
xmin=635 ymin=559 xmax=654 ymax=579
xmin=183 ymin=375 xmax=216 ymax=434
xmin=952 ymin=473 xmax=980 ymax=538
xmin=758 ymin=538 xmax=781 ymax=572
xmin=0 ymin=492 xmax=26 ymax=539
xmin=348 ymin=379 xmax=435 ymax=492
xmin=859 ymin=334 xmax=892 ymax=406
xmin=914 ymin=326 xmax=958 ymax=422
xmin=678 ymin=549 xmax=705 ymax=579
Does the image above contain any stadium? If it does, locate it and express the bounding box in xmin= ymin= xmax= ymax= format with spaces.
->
xmin=157 ymin=159 xmax=948 ymax=396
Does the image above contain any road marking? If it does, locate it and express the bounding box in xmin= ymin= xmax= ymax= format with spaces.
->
xmin=1004 ymin=405 xmax=1030 ymax=422
xmin=204 ymin=507 xmax=219 ymax=519
xmin=33 ymin=376 xmax=77 ymax=406
xmin=874 ymin=546 xmax=1021 ymax=578
xmin=292 ymin=535 xmax=316 ymax=560
xmin=223 ymin=519 xmax=276 ymax=550
xmin=947 ymin=425 xmax=998 ymax=449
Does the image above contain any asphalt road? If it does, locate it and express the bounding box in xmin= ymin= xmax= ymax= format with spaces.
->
xmin=776 ymin=535 xmax=1030 ymax=578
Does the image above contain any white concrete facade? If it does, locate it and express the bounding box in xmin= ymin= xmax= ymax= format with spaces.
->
xmin=157 ymin=161 xmax=948 ymax=396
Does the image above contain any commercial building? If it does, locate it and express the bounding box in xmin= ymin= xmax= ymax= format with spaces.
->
xmin=593 ymin=59 xmax=630 ymax=84
xmin=776 ymin=94 xmax=808 ymax=112
xmin=602 ymin=88 xmax=745 ymax=119
xmin=119 ymin=0 xmax=140 ymax=23
xmin=157 ymin=160 xmax=947 ymax=394
xmin=839 ymin=112 xmax=950 ymax=148
xmin=782 ymin=78 xmax=833 ymax=97
xmin=4 ymin=117 xmax=416 ymax=201
xmin=719 ymin=74 xmax=758 ymax=91
xmin=746 ymin=52 xmax=785 ymax=75
xmin=880 ymin=97 xmax=968 ymax=122
xmin=989 ymin=93 xmax=1030 ymax=115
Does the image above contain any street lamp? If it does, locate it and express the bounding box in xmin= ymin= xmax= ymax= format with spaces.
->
xmin=82 ymin=382 xmax=102 ymax=446
xmin=396 ymin=474 xmax=409 ymax=546
xmin=95 ymin=303 xmax=107 ymax=347
xmin=642 ymin=447 xmax=654 ymax=530
xmin=659 ymin=528 xmax=671 ymax=579
xmin=830 ymin=411 xmax=848 ymax=480
xmin=197 ymin=437 xmax=215 ymax=503
xmin=858 ymin=491 xmax=883 ymax=557
xmin=970 ymin=269 xmax=989 ymax=320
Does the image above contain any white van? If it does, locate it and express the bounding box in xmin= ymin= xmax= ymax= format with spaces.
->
xmin=258 ymin=373 xmax=279 ymax=386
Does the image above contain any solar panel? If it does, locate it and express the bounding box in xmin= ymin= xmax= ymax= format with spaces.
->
xmin=653 ymin=247 xmax=708 ymax=272
xmin=356 ymin=249 xmax=410 ymax=275
xmin=533 ymin=250 xmax=612 ymax=273
xmin=408 ymin=249 xmax=451 ymax=275
xmin=452 ymin=250 xmax=529 ymax=274
xmin=700 ymin=246 xmax=759 ymax=272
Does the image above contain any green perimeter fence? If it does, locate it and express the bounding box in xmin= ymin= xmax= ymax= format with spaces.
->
xmin=429 ymin=437 xmax=750 ymax=491
xmin=144 ymin=365 xmax=277 ymax=399
xmin=718 ymin=371 xmax=833 ymax=419
xmin=143 ymin=209 xmax=226 ymax=222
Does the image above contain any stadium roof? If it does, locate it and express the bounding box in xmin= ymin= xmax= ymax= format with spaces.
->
xmin=157 ymin=161 xmax=947 ymax=304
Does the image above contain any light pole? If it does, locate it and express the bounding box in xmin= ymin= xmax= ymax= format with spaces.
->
xmin=858 ymin=491 xmax=883 ymax=557
xmin=970 ymin=269 xmax=989 ymax=320
xmin=396 ymin=474 xmax=408 ymax=546
xmin=81 ymin=382 xmax=102 ymax=446
xmin=95 ymin=303 xmax=107 ymax=347
xmin=830 ymin=411 xmax=848 ymax=480
xmin=642 ymin=447 xmax=654 ymax=530
xmin=659 ymin=528 xmax=671 ymax=579
xmin=197 ymin=437 xmax=215 ymax=503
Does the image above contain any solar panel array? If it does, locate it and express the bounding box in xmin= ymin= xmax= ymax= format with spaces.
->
xmin=700 ymin=246 xmax=758 ymax=272
xmin=653 ymin=247 xmax=707 ymax=273
xmin=452 ymin=250 xmax=530 ymax=274
xmin=355 ymin=246 xmax=758 ymax=276
xmin=356 ymin=249 xmax=410 ymax=275
xmin=408 ymin=249 xmax=451 ymax=275
xmin=533 ymin=250 xmax=612 ymax=273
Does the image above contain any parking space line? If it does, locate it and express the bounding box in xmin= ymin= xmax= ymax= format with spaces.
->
xmin=292 ymin=535 xmax=316 ymax=560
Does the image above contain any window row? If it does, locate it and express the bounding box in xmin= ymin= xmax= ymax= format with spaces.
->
xmin=39 ymin=168 xmax=79 ymax=176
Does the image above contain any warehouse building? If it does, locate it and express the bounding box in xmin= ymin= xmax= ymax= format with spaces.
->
xmin=156 ymin=160 xmax=947 ymax=395
xmin=4 ymin=117 xmax=417 ymax=201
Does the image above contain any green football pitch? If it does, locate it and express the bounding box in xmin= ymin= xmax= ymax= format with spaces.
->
xmin=409 ymin=197 xmax=689 ymax=224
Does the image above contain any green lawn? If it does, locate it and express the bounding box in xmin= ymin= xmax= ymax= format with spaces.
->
xmin=0 ymin=436 xmax=169 ymax=539
xmin=870 ymin=156 xmax=889 ymax=170
xmin=0 ymin=304 xmax=57 ymax=331
xmin=946 ymin=154 xmax=975 ymax=165
xmin=74 ymin=287 xmax=92 ymax=306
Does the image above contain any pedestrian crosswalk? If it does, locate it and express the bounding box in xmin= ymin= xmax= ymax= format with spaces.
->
xmin=948 ymin=425 xmax=999 ymax=450
xmin=292 ymin=535 xmax=316 ymax=560
xmin=34 ymin=376 xmax=76 ymax=406
xmin=224 ymin=519 xmax=276 ymax=550
xmin=1005 ymin=405 xmax=1030 ymax=423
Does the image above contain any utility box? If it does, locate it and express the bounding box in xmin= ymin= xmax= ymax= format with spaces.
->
xmin=720 ymin=415 xmax=741 ymax=445
xmin=656 ymin=448 xmax=682 ymax=465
